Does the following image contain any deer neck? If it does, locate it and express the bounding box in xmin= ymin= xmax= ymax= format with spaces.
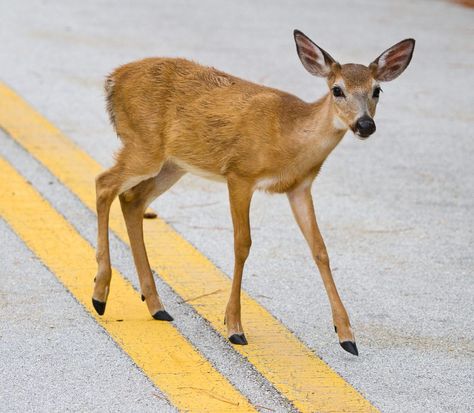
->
xmin=291 ymin=93 xmax=348 ymax=164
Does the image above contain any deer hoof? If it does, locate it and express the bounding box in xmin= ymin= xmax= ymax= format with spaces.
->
xmin=92 ymin=298 xmax=106 ymax=316
xmin=141 ymin=294 xmax=145 ymax=302
xmin=340 ymin=341 xmax=359 ymax=356
xmin=229 ymin=333 xmax=248 ymax=345
xmin=143 ymin=209 xmax=157 ymax=219
xmin=152 ymin=310 xmax=174 ymax=321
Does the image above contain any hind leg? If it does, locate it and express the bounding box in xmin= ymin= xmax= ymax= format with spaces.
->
xmin=119 ymin=162 xmax=185 ymax=320
xmin=92 ymin=148 xmax=164 ymax=315
xmin=92 ymin=165 xmax=122 ymax=315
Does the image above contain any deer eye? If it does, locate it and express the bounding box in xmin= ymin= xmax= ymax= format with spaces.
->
xmin=373 ymin=86 xmax=382 ymax=98
xmin=332 ymin=86 xmax=345 ymax=98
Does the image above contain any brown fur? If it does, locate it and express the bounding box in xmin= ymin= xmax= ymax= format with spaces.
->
xmin=92 ymin=33 xmax=414 ymax=348
xmin=105 ymin=58 xmax=338 ymax=193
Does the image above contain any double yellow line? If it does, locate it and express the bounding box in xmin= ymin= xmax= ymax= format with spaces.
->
xmin=0 ymin=82 xmax=379 ymax=413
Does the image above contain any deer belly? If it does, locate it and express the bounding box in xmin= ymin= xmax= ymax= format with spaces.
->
xmin=171 ymin=158 xmax=226 ymax=183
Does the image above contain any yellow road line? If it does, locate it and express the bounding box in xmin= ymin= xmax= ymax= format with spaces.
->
xmin=0 ymin=156 xmax=256 ymax=413
xmin=0 ymin=82 xmax=379 ymax=412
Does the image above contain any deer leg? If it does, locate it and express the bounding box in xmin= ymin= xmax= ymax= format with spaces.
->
xmin=92 ymin=164 xmax=123 ymax=315
xmin=287 ymin=183 xmax=358 ymax=356
xmin=119 ymin=163 xmax=185 ymax=320
xmin=225 ymin=177 xmax=253 ymax=345
xmin=92 ymin=148 xmax=164 ymax=316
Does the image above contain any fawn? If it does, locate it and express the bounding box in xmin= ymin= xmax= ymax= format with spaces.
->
xmin=92 ymin=30 xmax=415 ymax=355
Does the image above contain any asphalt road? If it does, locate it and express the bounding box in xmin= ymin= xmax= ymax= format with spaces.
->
xmin=0 ymin=1 xmax=473 ymax=412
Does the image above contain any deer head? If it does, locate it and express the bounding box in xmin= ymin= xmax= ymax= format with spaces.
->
xmin=294 ymin=30 xmax=415 ymax=139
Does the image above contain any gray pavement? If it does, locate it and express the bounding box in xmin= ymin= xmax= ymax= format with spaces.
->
xmin=0 ymin=0 xmax=473 ymax=412
xmin=0 ymin=217 xmax=176 ymax=413
xmin=0 ymin=126 xmax=295 ymax=413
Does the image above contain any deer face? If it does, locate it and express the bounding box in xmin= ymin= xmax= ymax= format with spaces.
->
xmin=294 ymin=30 xmax=415 ymax=139
xmin=330 ymin=64 xmax=379 ymax=138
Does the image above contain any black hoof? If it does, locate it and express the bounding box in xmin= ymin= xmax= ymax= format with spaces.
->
xmin=334 ymin=325 xmax=338 ymax=333
xmin=340 ymin=341 xmax=359 ymax=356
xmin=92 ymin=298 xmax=106 ymax=316
xmin=229 ymin=333 xmax=248 ymax=345
xmin=143 ymin=211 xmax=157 ymax=219
xmin=141 ymin=294 xmax=145 ymax=302
xmin=152 ymin=310 xmax=174 ymax=321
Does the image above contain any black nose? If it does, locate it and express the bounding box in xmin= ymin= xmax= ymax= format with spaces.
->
xmin=355 ymin=116 xmax=376 ymax=137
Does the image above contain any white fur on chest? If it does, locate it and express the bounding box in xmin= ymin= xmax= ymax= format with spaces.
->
xmin=254 ymin=176 xmax=281 ymax=191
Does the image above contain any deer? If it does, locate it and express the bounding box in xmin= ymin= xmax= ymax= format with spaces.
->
xmin=92 ymin=30 xmax=415 ymax=356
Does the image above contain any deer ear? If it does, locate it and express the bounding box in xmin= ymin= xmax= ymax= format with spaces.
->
xmin=370 ymin=39 xmax=415 ymax=82
xmin=294 ymin=30 xmax=337 ymax=78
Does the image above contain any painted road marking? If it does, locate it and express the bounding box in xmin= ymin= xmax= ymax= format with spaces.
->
xmin=0 ymin=82 xmax=379 ymax=412
xmin=0 ymin=156 xmax=256 ymax=413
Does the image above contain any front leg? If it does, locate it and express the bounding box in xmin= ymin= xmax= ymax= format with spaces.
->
xmin=225 ymin=176 xmax=254 ymax=345
xmin=287 ymin=181 xmax=358 ymax=356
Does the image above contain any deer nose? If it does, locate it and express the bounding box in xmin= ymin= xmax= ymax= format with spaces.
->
xmin=355 ymin=116 xmax=376 ymax=138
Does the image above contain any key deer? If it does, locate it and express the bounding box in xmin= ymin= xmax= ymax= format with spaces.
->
xmin=92 ymin=30 xmax=415 ymax=355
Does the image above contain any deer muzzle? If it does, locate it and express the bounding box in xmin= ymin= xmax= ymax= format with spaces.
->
xmin=355 ymin=115 xmax=376 ymax=138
